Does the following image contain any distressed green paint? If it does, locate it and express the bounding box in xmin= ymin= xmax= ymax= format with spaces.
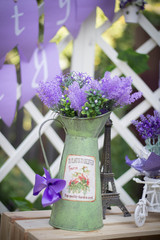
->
xmin=49 ymin=112 xmax=110 ymax=231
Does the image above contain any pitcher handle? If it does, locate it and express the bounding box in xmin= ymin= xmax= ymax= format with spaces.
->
xmin=39 ymin=116 xmax=67 ymax=176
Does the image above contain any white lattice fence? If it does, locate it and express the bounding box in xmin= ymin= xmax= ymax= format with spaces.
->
xmin=0 ymin=5 xmax=160 ymax=211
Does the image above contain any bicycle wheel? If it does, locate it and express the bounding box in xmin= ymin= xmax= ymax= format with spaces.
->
xmin=134 ymin=204 xmax=146 ymax=227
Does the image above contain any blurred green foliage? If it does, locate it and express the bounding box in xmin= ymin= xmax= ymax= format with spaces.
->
xmin=118 ymin=48 xmax=149 ymax=74
xmin=12 ymin=197 xmax=34 ymax=211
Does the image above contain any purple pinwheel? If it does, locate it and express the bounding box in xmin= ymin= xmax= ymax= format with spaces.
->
xmin=33 ymin=168 xmax=66 ymax=207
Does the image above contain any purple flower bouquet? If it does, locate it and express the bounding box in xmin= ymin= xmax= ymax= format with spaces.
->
xmin=126 ymin=111 xmax=160 ymax=178
xmin=37 ymin=71 xmax=142 ymax=118
xmin=132 ymin=111 xmax=160 ymax=155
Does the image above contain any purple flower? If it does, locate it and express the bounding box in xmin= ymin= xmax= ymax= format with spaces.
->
xmin=37 ymin=79 xmax=62 ymax=109
xmin=68 ymin=81 xmax=87 ymax=112
xmin=132 ymin=111 xmax=160 ymax=140
xmin=33 ymin=168 xmax=66 ymax=207
xmin=90 ymin=79 xmax=101 ymax=91
xmin=100 ymin=72 xmax=142 ymax=108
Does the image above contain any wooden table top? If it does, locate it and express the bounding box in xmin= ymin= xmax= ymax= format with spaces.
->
xmin=0 ymin=205 xmax=160 ymax=240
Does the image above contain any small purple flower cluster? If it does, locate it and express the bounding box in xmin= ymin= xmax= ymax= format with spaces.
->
xmin=120 ymin=0 xmax=146 ymax=10
xmin=101 ymin=72 xmax=142 ymax=108
xmin=68 ymin=81 xmax=87 ymax=112
xmin=37 ymin=71 xmax=142 ymax=118
xmin=132 ymin=111 xmax=160 ymax=140
xmin=37 ymin=79 xmax=62 ymax=109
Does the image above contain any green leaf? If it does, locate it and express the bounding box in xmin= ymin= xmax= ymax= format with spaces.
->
xmin=12 ymin=197 xmax=34 ymax=211
xmin=118 ymin=48 xmax=149 ymax=74
xmin=81 ymin=111 xmax=86 ymax=115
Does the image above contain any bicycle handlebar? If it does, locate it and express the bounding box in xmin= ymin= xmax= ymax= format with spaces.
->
xmin=133 ymin=177 xmax=160 ymax=185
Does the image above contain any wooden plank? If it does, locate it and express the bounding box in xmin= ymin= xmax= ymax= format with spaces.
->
xmin=27 ymin=218 xmax=160 ymax=240
xmin=2 ymin=207 xmax=133 ymax=240
xmin=0 ymin=210 xmax=51 ymax=240
xmin=14 ymin=219 xmax=52 ymax=240
xmin=105 ymin=205 xmax=135 ymax=215
xmin=3 ymin=207 xmax=135 ymax=240
xmin=0 ymin=213 xmax=11 ymax=240
xmin=1 ymin=206 xmax=159 ymax=240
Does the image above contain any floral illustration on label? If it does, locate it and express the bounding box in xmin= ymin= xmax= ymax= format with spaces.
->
xmin=62 ymin=155 xmax=96 ymax=202
xmin=68 ymin=166 xmax=90 ymax=195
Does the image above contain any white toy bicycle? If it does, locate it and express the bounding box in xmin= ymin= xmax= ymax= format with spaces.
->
xmin=133 ymin=177 xmax=160 ymax=227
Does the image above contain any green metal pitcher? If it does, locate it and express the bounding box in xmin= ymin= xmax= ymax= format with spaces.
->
xmin=49 ymin=112 xmax=110 ymax=231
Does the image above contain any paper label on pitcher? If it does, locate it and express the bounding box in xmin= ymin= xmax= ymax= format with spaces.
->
xmin=62 ymin=155 xmax=96 ymax=202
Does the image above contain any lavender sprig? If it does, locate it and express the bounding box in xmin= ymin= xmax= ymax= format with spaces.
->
xmin=132 ymin=111 xmax=160 ymax=140
xmin=37 ymin=79 xmax=62 ymax=109
xmin=100 ymin=72 xmax=142 ymax=109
